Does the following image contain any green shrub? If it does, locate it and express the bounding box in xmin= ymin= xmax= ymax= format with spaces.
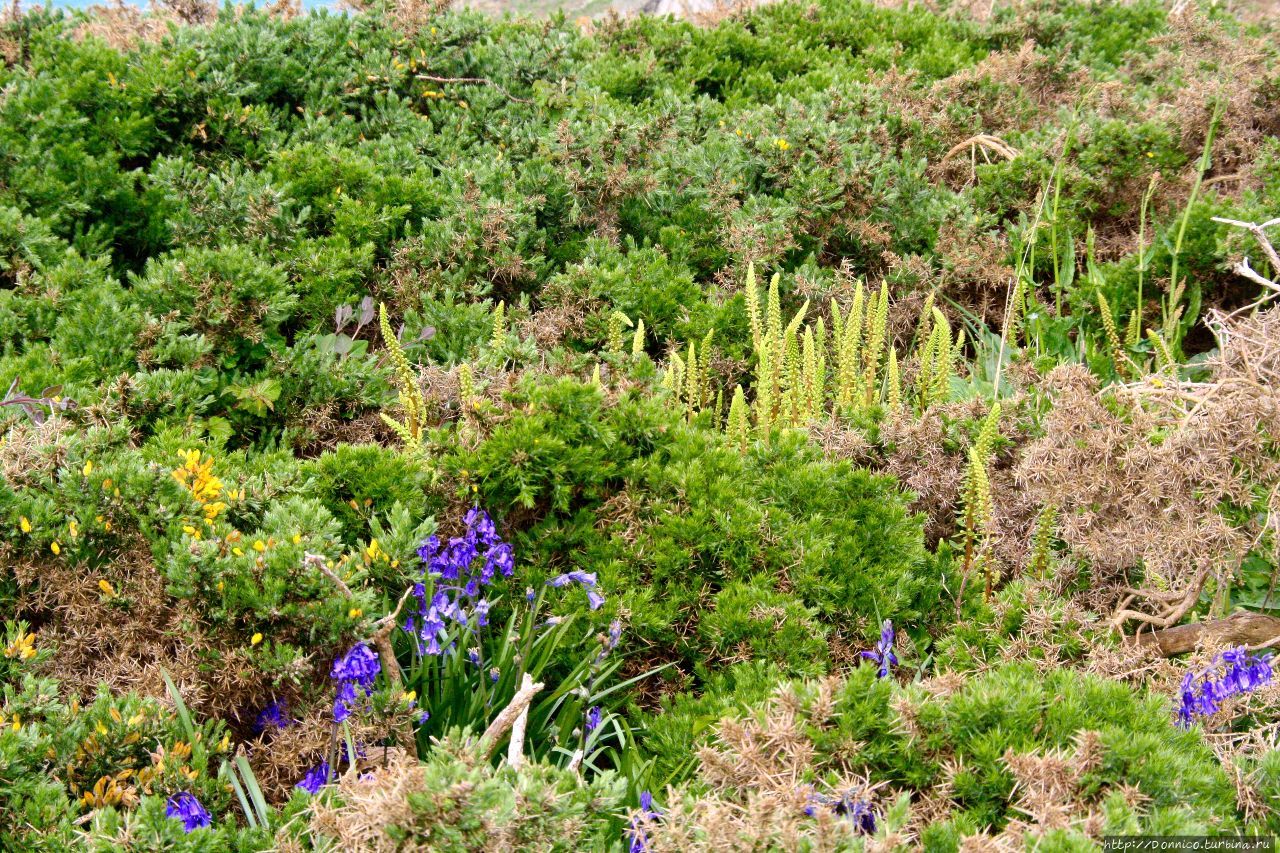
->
xmin=303 ymin=443 xmax=435 ymax=546
xmin=609 ymin=429 xmax=939 ymax=667
xmin=131 ymin=245 xmax=295 ymax=365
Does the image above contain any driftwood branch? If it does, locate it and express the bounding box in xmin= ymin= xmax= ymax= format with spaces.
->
xmin=414 ymin=74 xmax=532 ymax=104
xmin=478 ymin=674 xmax=544 ymax=759
xmin=1132 ymin=610 xmax=1280 ymax=656
xmin=505 ymin=673 xmax=536 ymax=771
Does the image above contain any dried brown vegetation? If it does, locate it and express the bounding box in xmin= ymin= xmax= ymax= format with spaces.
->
xmin=1018 ymin=306 xmax=1280 ymax=634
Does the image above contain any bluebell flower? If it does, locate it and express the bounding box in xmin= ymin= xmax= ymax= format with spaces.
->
xmin=595 ymin=619 xmax=624 ymax=664
xmin=333 ymin=680 xmax=358 ymax=724
xmin=252 ymin=699 xmax=290 ymax=734
xmin=860 ymin=619 xmax=898 ymax=679
xmin=547 ymin=570 xmax=605 ymax=610
xmin=406 ymin=509 xmax=515 ymax=650
xmin=474 ymin=599 xmax=490 ymax=627
xmin=331 ymin=643 xmax=381 ymax=722
xmin=487 ymin=543 xmax=514 ymax=578
xmin=628 ymin=790 xmax=661 ymax=853
xmin=585 ymin=705 xmax=602 ymax=733
xmin=465 ymin=507 xmax=499 ymax=546
xmin=548 ymin=570 xmax=597 ymax=588
xmin=296 ymin=762 xmax=330 ymax=794
xmin=165 ymin=792 xmax=212 ymax=832
xmin=416 ymin=535 xmax=440 ymax=564
xmin=526 ymin=586 xmax=536 ymax=603
xmin=331 ymin=643 xmax=381 ymax=688
xmin=805 ymin=789 xmax=876 ymax=834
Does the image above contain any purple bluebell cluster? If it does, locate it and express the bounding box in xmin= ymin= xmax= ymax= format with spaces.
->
xmin=252 ymin=699 xmax=291 ymax=734
xmin=165 ymin=791 xmax=212 ymax=832
xmin=860 ymin=619 xmax=898 ymax=679
xmin=331 ymin=642 xmax=381 ymax=723
xmin=628 ymin=790 xmax=661 ymax=853
xmin=296 ymin=762 xmax=331 ymax=794
xmin=406 ymin=508 xmax=513 ymax=655
xmin=585 ymin=705 xmax=602 ymax=733
xmin=1175 ymin=647 xmax=1273 ymax=728
xmin=804 ymin=789 xmax=876 ymax=834
xmin=547 ymin=569 xmax=605 ymax=610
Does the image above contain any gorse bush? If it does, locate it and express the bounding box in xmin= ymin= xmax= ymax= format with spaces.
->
xmin=1 ymin=0 xmax=1279 ymax=847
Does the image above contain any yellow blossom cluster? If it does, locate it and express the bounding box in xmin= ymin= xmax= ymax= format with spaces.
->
xmin=4 ymin=631 xmax=37 ymax=660
xmin=171 ymin=450 xmax=228 ymax=522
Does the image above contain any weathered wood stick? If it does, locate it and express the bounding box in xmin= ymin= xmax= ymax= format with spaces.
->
xmin=479 ymin=674 xmax=544 ymax=759
xmin=505 ymin=673 xmax=535 ymax=771
xmin=1133 ymin=611 xmax=1280 ymax=656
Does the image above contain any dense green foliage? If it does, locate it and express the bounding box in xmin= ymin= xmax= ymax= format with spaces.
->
xmin=1 ymin=0 xmax=1279 ymax=847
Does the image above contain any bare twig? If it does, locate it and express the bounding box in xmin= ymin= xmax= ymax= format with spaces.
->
xmin=1212 ymin=216 xmax=1280 ymax=315
xmin=939 ymin=133 xmax=1021 ymax=165
xmin=305 ymin=552 xmax=353 ymax=597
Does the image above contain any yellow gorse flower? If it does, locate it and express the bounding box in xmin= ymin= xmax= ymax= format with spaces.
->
xmin=4 ymin=631 xmax=37 ymax=660
xmin=19 ymin=516 xmax=32 ymax=533
xmin=251 ymin=632 xmax=263 ymax=646
xmin=364 ymin=538 xmax=390 ymax=564
xmin=98 ymin=579 xmax=116 ymax=597
xmin=172 ymin=450 xmax=227 ymax=520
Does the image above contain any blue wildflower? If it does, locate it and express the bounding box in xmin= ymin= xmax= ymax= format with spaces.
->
xmin=547 ymin=570 xmax=605 ymax=611
xmin=487 ymin=542 xmax=514 ymax=578
xmin=415 ymin=535 xmax=440 ymax=564
xmin=860 ymin=619 xmax=898 ymax=679
xmin=405 ymin=509 xmax=515 ymax=650
xmin=1175 ymin=647 xmax=1273 ymax=728
xmin=165 ymin=792 xmax=212 ymax=832
xmin=331 ymin=643 xmax=381 ymax=722
xmin=548 ymin=570 xmax=597 ymax=588
xmin=296 ymin=762 xmax=330 ymax=794
xmin=585 ymin=706 xmax=602 ymax=733
xmin=805 ymin=789 xmax=877 ymax=834
xmin=595 ymin=619 xmax=624 ymax=664
xmin=331 ymin=643 xmax=381 ymax=688
xmin=252 ymin=699 xmax=290 ymax=734
xmin=628 ymin=790 xmax=661 ymax=853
